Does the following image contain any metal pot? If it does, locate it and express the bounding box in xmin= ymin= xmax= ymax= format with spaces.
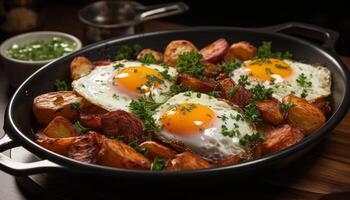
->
xmin=78 ymin=1 xmax=189 ymax=43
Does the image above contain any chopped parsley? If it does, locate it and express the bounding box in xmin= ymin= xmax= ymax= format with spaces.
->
xmin=151 ymin=158 xmax=166 ymax=171
xmin=128 ymin=96 xmax=161 ymax=134
xmin=240 ymin=133 xmax=265 ymax=145
xmin=229 ymin=85 xmax=240 ymax=97
xmin=221 ymin=125 xmax=241 ymax=138
xmin=113 ymin=135 xmax=125 ymax=141
xmin=113 ymin=63 xmax=124 ymax=69
xmin=159 ymin=69 xmax=174 ymax=81
xmin=54 ymin=80 xmax=69 ymax=91
xmin=218 ymin=59 xmax=242 ymax=74
xmin=128 ymin=140 xmax=147 ymax=155
xmin=112 ymin=93 xmax=119 ymax=99
xmin=175 ymin=52 xmax=205 ymax=79
xmin=138 ymin=53 xmax=158 ymax=65
xmin=70 ymin=102 xmax=80 ymax=110
xmin=244 ymin=103 xmax=262 ymax=124
xmin=238 ymin=75 xmax=251 ymax=87
xmin=208 ymin=91 xmax=221 ymax=98
xmin=254 ymin=41 xmax=293 ymax=60
xmin=166 ymin=84 xmax=190 ymax=96
xmin=115 ymin=44 xmax=142 ymax=60
xmin=280 ymin=101 xmax=295 ymax=112
xmin=296 ymin=73 xmax=312 ymax=98
xmin=73 ymin=121 xmax=90 ymax=133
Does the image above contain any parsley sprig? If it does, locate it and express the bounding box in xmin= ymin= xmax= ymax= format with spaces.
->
xmin=296 ymin=73 xmax=312 ymax=98
xmin=254 ymin=41 xmax=293 ymax=60
xmin=240 ymin=133 xmax=265 ymax=145
xmin=138 ymin=53 xmax=158 ymax=65
xmin=175 ymin=52 xmax=205 ymax=79
xmin=54 ymin=80 xmax=69 ymax=91
xmin=115 ymin=44 xmax=142 ymax=60
xmin=218 ymin=59 xmax=242 ymax=74
xmin=151 ymin=158 xmax=166 ymax=171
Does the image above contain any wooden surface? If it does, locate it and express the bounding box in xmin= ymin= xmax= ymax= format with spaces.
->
xmin=1 ymin=1 xmax=350 ymax=200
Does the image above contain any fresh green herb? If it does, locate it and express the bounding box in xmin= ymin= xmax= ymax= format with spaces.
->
xmin=280 ymin=101 xmax=295 ymax=112
xmin=265 ymin=68 xmax=273 ymax=75
xmin=138 ymin=53 xmax=158 ymax=65
xmin=146 ymin=75 xmax=164 ymax=87
xmin=115 ymin=44 xmax=142 ymax=60
xmin=250 ymin=84 xmax=273 ymax=102
xmin=151 ymin=158 xmax=166 ymax=171
xmin=221 ymin=125 xmax=241 ymax=138
xmin=218 ymin=59 xmax=242 ymax=74
xmin=54 ymin=80 xmax=69 ymax=91
xmin=112 ymin=93 xmax=119 ymax=99
xmin=113 ymin=135 xmax=125 ymax=141
xmin=146 ymin=132 xmax=153 ymax=141
xmin=7 ymin=37 xmax=76 ymax=61
xmin=128 ymin=140 xmax=147 ymax=155
xmin=296 ymin=73 xmax=312 ymax=87
xmin=229 ymin=85 xmax=240 ymax=97
xmin=243 ymin=103 xmax=262 ymax=124
xmin=240 ymin=133 xmax=265 ymax=145
xmin=73 ymin=121 xmax=90 ymax=133
xmin=301 ymin=89 xmax=308 ymax=98
xmin=175 ymin=52 xmax=205 ymax=79
xmin=70 ymin=102 xmax=80 ymax=110
xmin=166 ymin=84 xmax=190 ymax=96
xmin=177 ymin=103 xmax=197 ymax=112
xmin=208 ymin=91 xmax=221 ymax=98
xmin=238 ymin=75 xmax=251 ymax=87
xmin=275 ymin=64 xmax=289 ymax=69
xmin=113 ymin=63 xmax=124 ymax=69
xmin=128 ymin=96 xmax=161 ymax=134
xmin=159 ymin=69 xmax=174 ymax=81
xmin=254 ymin=41 xmax=293 ymax=60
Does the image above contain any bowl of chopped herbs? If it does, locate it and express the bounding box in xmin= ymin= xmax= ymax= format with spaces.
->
xmin=0 ymin=31 xmax=82 ymax=87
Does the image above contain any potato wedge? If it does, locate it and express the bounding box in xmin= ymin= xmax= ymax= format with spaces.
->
xmin=164 ymin=40 xmax=198 ymax=67
xmin=166 ymin=152 xmax=211 ymax=171
xmin=224 ymin=41 xmax=257 ymax=61
xmin=70 ymin=56 xmax=94 ymax=80
xmin=217 ymin=77 xmax=252 ymax=108
xmin=262 ymin=124 xmax=304 ymax=154
xmin=309 ymin=97 xmax=332 ymax=116
xmin=43 ymin=116 xmax=78 ymax=138
xmin=80 ymin=105 xmax=108 ymax=129
xmin=93 ymin=60 xmax=112 ymax=67
xmin=203 ymin=61 xmax=220 ymax=78
xmin=101 ymin=110 xmax=146 ymax=143
xmin=36 ymin=133 xmax=77 ymax=156
xmin=215 ymin=155 xmax=241 ymax=166
xmin=200 ymin=38 xmax=228 ymax=64
xmin=33 ymin=91 xmax=88 ymax=124
xmin=176 ymin=73 xmax=216 ymax=93
xmin=97 ymin=138 xmax=151 ymax=170
xmin=139 ymin=141 xmax=176 ymax=160
xmin=137 ymin=48 xmax=163 ymax=62
xmin=256 ymin=98 xmax=284 ymax=125
xmin=283 ymin=95 xmax=326 ymax=135
xmin=68 ymin=131 xmax=104 ymax=163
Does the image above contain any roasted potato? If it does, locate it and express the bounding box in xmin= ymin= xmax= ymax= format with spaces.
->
xmin=137 ymin=48 xmax=163 ymax=62
xmin=36 ymin=133 xmax=78 ymax=156
xmin=215 ymin=155 xmax=241 ymax=166
xmin=203 ymin=61 xmax=220 ymax=78
xmin=224 ymin=41 xmax=257 ymax=61
xmin=200 ymin=38 xmax=228 ymax=64
xmin=309 ymin=97 xmax=332 ymax=116
xmin=68 ymin=132 xmax=104 ymax=163
xmin=80 ymin=105 xmax=108 ymax=129
xmin=93 ymin=60 xmax=112 ymax=67
xmin=139 ymin=141 xmax=176 ymax=160
xmin=262 ymin=124 xmax=304 ymax=154
xmin=217 ymin=77 xmax=252 ymax=108
xmin=176 ymin=73 xmax=216 ymax=93
xmin=70 ymin=56 xmax=94 ymax=80
xmin=33 ymin=91 xmax=87 ymax=124
xmin=166 ymin=152 xmax=211 ymax=171
xmin=283 ymin=95 xmax=326 ymax=135
xmin=43 ymin=116 xmax=78 ymax=138
xmin=97 ymin=138 xmax=151 ymax=170
xmin=101 ymin=110 xmax=146 ymax=143
xmin=163 ymin=40 xmax=198 ymax=67
xmin=256 ymin=98 xmax=284 ymax=125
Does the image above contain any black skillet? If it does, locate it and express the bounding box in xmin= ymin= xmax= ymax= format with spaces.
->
xmin=1 ymin=22 xmax=350 ymax=181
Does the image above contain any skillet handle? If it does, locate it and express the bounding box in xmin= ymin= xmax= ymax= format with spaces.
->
xmin=0 ymin=134 xmax=64 ymax=176
xmin=256 ymin=22 xmax=339 ymax=50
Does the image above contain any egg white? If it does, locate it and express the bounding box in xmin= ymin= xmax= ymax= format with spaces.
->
xmin=72 ymin=60 xmax=178 ymax=111
xmin=153 ymin=92 xmax=257 ymax=161
xmin=231 ymin=59 xmax=331 ymax=101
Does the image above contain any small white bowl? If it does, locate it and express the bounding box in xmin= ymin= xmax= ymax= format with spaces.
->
xmin=0 ymin=31 xmax=82 ymax=87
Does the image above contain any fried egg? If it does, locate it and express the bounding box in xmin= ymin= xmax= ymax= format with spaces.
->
xmin=231 ymin=58 xmax=331 ymax=100
xmin=72 ymin=60 xmax=177 ymax=111
xmin=153 ymin=92 xmax=257 ymax=161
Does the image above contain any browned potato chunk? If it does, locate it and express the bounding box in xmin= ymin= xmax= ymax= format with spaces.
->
xmin=164 ymin=40 xmax=198 ymax=67
xmin=101 ymin=110 xmax=146 ymax=143
xmin=97 ymin=138 xmax=151 ymax=170
xmin=79 ymin=105 xmax=108 ymax=129
xmin=215 ymin=155 xmax=241 ymax=166
xmin=262 ymin=124 xmax=304 ymax=154
xmin=68 ymin=132 xmax=104 ymax=163
xmin=166 ymin=152 xmax=211 ymax=171
xmin=203 ymin=61 xmax=220 ymax=78
xmin=177 ymin=73 xmax=216 ymax=93
xmin=139 ymin=141 xmax=176 ymax=160
xmin=283 ymin=95 xmax=326 ymax=135
xmin=137 ymin=48 xmax=163 ymax=62
xmin=200 ymin=38 xmax=229 ymax=64
xmin=224 ymin=41 xmax=257 ymax=61
xmin=309 ymin=97 xmax=332 ymax=116
xmin=70 ymin=56 xmax=94 ymax=80
xmin=33 ymin=91 xmax=87 ymax=124
xmin=43 ymin=116 xmax=78 ymax=138
xmin=36 ymin=133 xmax=77 ymax=156
xmin=217 ymin=77 xmax=252 ymax=108
xmin=256 ymin=98 xmax=284 ymax=125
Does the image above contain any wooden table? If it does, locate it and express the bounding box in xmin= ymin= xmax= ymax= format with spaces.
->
xmin=1 ymin=2 xmax=350 ymax=200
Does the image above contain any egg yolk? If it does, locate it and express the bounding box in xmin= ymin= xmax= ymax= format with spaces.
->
xmin=114 ymin=66 xmax=163 ymax=94
xmin=245 ymin=58 xmax=292 ymax=81
xmin=160 ymin=103 xmax=216 ymax=136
